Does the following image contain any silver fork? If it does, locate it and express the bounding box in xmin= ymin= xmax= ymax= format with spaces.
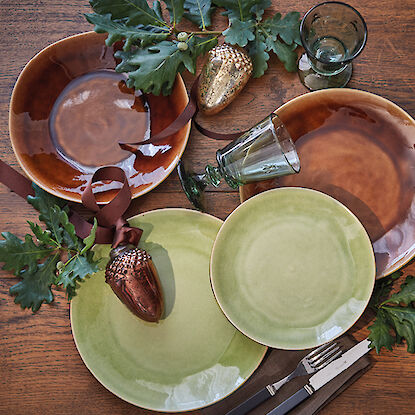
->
xmin=226 ymin=341 xmax=342 ymax=415
xmin=266 ymin=341 xmax=342 ymax=395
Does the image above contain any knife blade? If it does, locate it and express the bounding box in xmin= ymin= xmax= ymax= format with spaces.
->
xmin=266 ymin=338 xmax=371 ymax=415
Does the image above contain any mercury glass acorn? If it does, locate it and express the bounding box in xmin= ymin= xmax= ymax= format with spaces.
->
xmin=197 ymin=44 xmax=253 ymax=115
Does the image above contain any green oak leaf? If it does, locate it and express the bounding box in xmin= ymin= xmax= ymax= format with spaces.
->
xmin=369 ymin=270 xmax=402 ymax=309
xmin=115 ymin=36 xmax=217 ymax=95
xmin=115 ymin=41 xmax=190 ymax=95
xmin=89 ymin=0 xmax=167 ymax=27
xmin=57 ymin=209 xmax=80 ymax=250
xmin=56 ymin=253 xmax=99 ymax=290
xmin=0 ymin=232 xmax=53 ymax=275
xmin=85 ymin=13 xmax=169 ymax=50
xmin=383 ymin=306 xmax=415 ymax=353
xmin=382 ymin=275 xmax=415 ymax=306
xmin=28 ymin=221 xmax=55 ymax=246
xmin=250 ymin=0 xmax=271 ymax=20
xmin=184 ymin=0 xmax=214 ymax=29
xmin=368 ymin=309 xmax=395 ymax=353
xmin=41 ymin=205 xmax=64 ymax=245
xmin=212 ymin=0 xmax=256 ymax=21
xmin=222 ymin=18 xmax=255 ymax=47
xmin=269 ymin=39 xmax=297 ymax=72
xmin=81 ymin=218 xmax=98 ymax=255
xmin=259 ymin=12 xmax=300 ymax=71
xmin=9 ymin=255 xmax=59 ymax=312
xmin=248 ymin=30 xmax=269 ymax=78
xmin=164 ymin=0 xmax=185 ymax=25
xmin=153 ymin=0 xmax=164 ymax=21
xmin=27 ymin=184 xmax=66 ymax=219
xmin=269 ymin=11 xmax=301 ymax=46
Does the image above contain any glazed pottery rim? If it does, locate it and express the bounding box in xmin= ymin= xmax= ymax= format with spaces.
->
xmin=240 ymin=88 xmax=415 ymax=277
xmin=212 ymin=186 xmax=376 ymax=350
xmin=70 ymin=207 xmax=267 ymax=412
xmin=9 ymin=31 xmax=191 ymax=204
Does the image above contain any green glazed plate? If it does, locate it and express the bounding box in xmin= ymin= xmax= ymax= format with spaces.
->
xmin=210 ymin=188 xmax=376 ymax=350
xmin=71 ymin=209 xmax=266 ymax=412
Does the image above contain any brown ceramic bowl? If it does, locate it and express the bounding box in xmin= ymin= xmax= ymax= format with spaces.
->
xmin=9 ymin=31 xmax=190 ymax=203
xmin=240 ymin=89 xmax=415 ymax=278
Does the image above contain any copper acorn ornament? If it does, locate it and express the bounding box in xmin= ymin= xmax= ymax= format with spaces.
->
xmin=197 ymin=44 xmax=253 ymax=115
xmin=105 ymin=246 xmax=164 ymax=323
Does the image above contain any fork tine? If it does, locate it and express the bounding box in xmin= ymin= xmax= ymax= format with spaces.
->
xmin=310 ymin=345 xmax=340 ymax=367
xmin=304 ymin=341 xmax=336 ymax=359
xmin=313 ymin=349 xmax=342 ymax=370
xmin=307 ymin=342 xmax=337 ymax=362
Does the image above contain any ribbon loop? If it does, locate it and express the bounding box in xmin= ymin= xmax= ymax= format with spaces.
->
xmin=82 ymin=166 xmax=132 ymax=228
xmin=81 ymin=166 xmax=142 ymax=247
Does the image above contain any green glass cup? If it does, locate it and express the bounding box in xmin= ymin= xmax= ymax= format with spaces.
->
xmin=177 ymin=113 xmax=300 ymax=211
xmin=298 ymin=1 xmax=368 ymax=91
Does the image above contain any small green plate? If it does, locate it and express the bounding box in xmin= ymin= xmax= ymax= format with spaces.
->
xmin=210 ymin=188 xmax=375 ymax=350
xmin=70 ymin=209 xmax=266 ymax=412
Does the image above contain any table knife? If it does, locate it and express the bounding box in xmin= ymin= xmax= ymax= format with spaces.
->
xmin=266 ymin=338 xmax=371 ymax=415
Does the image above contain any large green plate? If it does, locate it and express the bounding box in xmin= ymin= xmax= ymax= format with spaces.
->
xmin=210 ymin=188 xmax=376 ymax=350
xmin=71 ymin=209 xmax=266 ymax=412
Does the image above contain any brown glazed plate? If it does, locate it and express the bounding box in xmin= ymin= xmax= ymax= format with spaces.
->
xmin=9 ymin=31 xmax=190 ymax=203
xmin=240 ymin=89 xmax=415 ymax=278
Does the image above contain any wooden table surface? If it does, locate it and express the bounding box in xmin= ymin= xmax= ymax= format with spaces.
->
xmin=1 ymin=1 xmax=415 ymax=414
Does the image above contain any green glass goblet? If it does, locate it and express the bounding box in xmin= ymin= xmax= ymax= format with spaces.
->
xmin=298 ymin=1 xmax=367 ymax=91
xmin=177 ymin=113 xmax=300 ymax=211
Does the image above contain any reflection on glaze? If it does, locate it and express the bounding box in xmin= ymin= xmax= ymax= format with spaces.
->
xmin=135 ymin=364 xmax=243 ymax=410
xmin=49 ymin=70 xmax=149 ymax=169
xmin=316 ymin=298 xmax=365 ymax=343
xmin=373 ymin=197 xmax=415 ymax=273
xmin=138 ymin=143 xmax=172 ymax=157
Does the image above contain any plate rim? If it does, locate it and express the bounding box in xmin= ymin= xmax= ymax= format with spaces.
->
xmin=70 ymin=207 xmax=267 ymax=412
xmin=9 ymin=31 xmax=191 ymax=204
xmin=239 ymin=88 xmax=415 ymax=278
xmin=212 ymin=187 xmax=376 ymax=350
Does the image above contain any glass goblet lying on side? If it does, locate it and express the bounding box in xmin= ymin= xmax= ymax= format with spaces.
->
xmin=177 ymin=113 xmax=300 ymax=211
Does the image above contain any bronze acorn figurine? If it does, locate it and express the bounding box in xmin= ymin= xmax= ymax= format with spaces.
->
xmin=197 ymin=44 xmax=253 ymax=115
xmin=105 ymin=246 xmax=164 ymax=323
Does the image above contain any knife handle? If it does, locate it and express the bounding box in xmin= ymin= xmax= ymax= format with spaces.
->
xmin=226 ymin=387 xmax=273 ymax=415
xmin=266 ymin=387 xmax=312 ymax=415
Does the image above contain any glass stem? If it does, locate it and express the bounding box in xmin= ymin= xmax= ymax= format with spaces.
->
xmin=204 ymin=165 xmax=222 ymax=187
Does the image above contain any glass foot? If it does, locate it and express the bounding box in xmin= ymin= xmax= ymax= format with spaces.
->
xmin=297 ymin=53 xmax=352 ymax=91
xmin=177 ymin=160 xmax=207 ymax=211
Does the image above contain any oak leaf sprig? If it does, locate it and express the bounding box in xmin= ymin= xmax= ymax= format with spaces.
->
xmin=0 ymin=185 xmax=99 ymax=312
xmin=85 ymin=0 xmax=301 ymax=95
xmin=368 ymin=271 xmax=415 ymax=353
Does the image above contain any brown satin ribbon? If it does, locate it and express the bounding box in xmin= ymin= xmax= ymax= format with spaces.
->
xmin=0 ymin=160 xmax=34 ymax=199
xmin=119 ymin=77 xmax=246 ymax=153
xmin=0 ymin=159 xmax=138 ymax=246
xmin=80 ymin=166 xmax=142 ymax=248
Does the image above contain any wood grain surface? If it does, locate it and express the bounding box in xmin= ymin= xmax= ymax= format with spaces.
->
xmin=1 ymin=1 xmax=415 ymax=414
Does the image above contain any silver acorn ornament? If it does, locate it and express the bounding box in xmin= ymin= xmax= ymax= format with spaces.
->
xmin=105 ymin=245 xmax=164 ymax=323
xmin=197 ymin=44 xmax=253 ymax=115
